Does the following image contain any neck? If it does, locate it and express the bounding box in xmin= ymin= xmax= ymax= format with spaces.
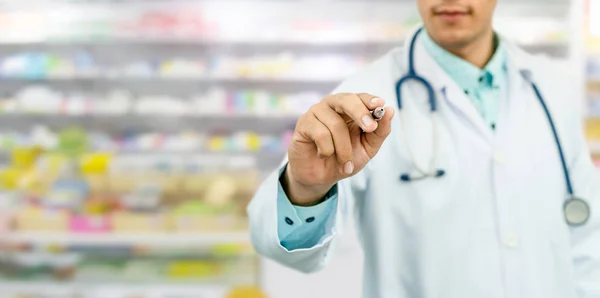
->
xmin=440 ymin=29 xmax=496 ymax=69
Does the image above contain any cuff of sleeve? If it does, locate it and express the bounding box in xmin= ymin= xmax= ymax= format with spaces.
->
xmin=276 ymin=164 xmax=338 ymax=242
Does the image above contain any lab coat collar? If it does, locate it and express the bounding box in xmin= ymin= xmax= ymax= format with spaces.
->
xmin=493 ymin=38 xmax=541 ymax=148
xmin=401 ymin=27 xmax=493 ymax=142
xmin=494 ymin=29 xmax=544 ymax=85
xmin=399 ymin=27 xmax=537 ymax=143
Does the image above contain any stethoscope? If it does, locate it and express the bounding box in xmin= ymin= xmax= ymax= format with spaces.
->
xmin=396 ymin=28 xmax=590 ymax=227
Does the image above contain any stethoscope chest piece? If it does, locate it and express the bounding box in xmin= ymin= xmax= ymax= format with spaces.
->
xmin=564 ymin=197 xmax=590 ymax=226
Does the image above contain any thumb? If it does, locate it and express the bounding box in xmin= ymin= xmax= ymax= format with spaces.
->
xmin=362 ymin=106 xmax=395 ymax=157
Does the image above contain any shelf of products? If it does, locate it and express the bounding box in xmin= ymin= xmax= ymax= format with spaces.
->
xmin=0 ymin=282 xmax=268 ymax=298
xmin=0 ymin=153 xmax=262 ymax=234
xmin=0 ymin=249 xmax=257 ymax=281
xmin=586 ymin=0 xmax=600 ymax=164
xmin=1 ymin=232 xmax=249 ymax=246
xmin=0 ymin=127 xmax=291 ymax=162
xmin=586 ymin=57 xmax=600 ymax=124
xmin=0 ymin=51 xmax=366 ymax=82
xmin=0 ymin=125 xmax=269 ymax=296
xmin=0 ymin=86 xmax=321 ymax=116
xmin=0 ymin=241 xmax=261 ymax=297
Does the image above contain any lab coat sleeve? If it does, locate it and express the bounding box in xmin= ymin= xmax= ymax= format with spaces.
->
xmin=568 ymin=107 xmax=600 ymax=297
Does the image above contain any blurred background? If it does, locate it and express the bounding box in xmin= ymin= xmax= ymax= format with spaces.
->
xmin=0 ymin=0 xmax=597 ymax=297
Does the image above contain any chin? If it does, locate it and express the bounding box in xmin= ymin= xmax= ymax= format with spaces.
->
xmin=430 ymin=28 xmax=474 ymax=49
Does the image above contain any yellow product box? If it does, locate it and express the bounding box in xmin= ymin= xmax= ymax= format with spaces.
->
xmin=0 ymin=167 xmax=51 ymax=195
xmin=14 ymin=207 xmax=70 ymax=232
xmin=166 ymin=260 xmax=221 ymax=279
xmin=211 ymin=243 xmax=252 ymax=256
xmin=0 ymin=168 xmax=26 ymax=190
xmin=226 ymin=286 xmax=267 ymax=298
xmin=80 ymin=153 xmax=112 ymax=175
xmin=207 ymin=136 xmax=226 ymax=151
xmin=586 ymin=118 xmax=600 ymax=140
xmin=111 ymin=212 xmax=170 ymax=232
xmin=245 ymin=133 xmax=261 ymax=152
xmin=12 ymin=147 xmax=43 ymax=169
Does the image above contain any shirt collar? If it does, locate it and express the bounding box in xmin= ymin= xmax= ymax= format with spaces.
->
xmin=420 ymin=30 xmax=507 ymax=92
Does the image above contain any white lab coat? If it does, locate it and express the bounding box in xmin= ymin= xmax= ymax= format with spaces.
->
xmin=247 ymin=29 xmax=600 ymax=298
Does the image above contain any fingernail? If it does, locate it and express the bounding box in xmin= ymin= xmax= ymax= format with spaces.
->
xmin=344 ymin=161 xmax=354 ymax=175
xmin=362 ymin=114 xmax=375 ymax=128
xmin=371 ymin=98 xmax=384 ymax=106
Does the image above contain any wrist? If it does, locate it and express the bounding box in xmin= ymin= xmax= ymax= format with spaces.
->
xmin=281 ymin=167 xmax=334 ymax=207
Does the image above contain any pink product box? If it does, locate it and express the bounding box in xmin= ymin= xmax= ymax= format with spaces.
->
xmin=70 ymin=216 xmax=111 ymax=233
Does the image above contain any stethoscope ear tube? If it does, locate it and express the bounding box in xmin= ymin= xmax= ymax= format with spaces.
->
xmin=396 ymin=28 xmax=442 ymax=183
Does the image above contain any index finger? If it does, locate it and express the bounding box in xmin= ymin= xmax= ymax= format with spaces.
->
xmin=356 ymin=93 xmax=386 ymax=110
xmin=324 ymin=93 xmax=386 ymax=133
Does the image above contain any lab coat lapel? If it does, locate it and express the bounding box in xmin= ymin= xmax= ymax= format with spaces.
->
xmin=494 ymin=42 xmax=539 ymax=150
xmin=493 ymin=46 xmax=528 ymax=145
xmin=408 ymin=32 xmax=494 ymax=143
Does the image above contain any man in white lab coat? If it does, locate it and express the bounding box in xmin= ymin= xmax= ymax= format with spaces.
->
xmin=247 ymin=0 xmax=600 ymax=297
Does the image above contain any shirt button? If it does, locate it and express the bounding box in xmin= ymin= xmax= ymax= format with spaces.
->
xmin=493 ymin=151 xmax=506 ymax=164
xmin=505 ymin=234 xmax=519 ymax=248
xmin=285 ymin=217 xmax=294 ymax=225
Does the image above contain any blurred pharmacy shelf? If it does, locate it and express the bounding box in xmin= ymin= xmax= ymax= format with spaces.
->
xmin=586 ymin=0 xmax=600 ymax=169
xmin=0 ymin=231 xmax=249 ymax=246
xmin=0 ymin=282 xmax=230 ymax=298
xmin=0 ymin=116 xmax=298 ymax=134
xmin=0 ymin=76 xmax=346 ymax=84
xmin=588 ymin=140 xmax=600 ymax=154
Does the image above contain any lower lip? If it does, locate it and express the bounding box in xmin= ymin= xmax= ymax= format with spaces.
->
xmin=437 ymin=13 xmax=468 ymax=22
